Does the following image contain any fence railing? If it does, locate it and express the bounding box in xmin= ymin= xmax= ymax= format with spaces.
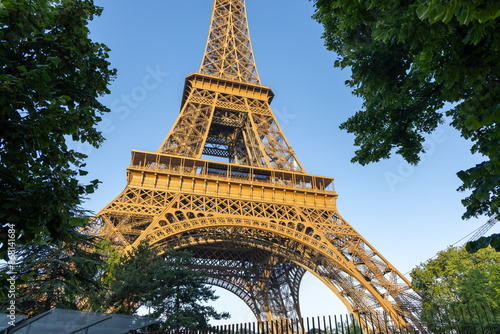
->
xmin=153 ymin=304 xmax=500 ymax=334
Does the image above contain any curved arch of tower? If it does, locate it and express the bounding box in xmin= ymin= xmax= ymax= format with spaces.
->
xmin=92 ymin=0 xmax=424 ymax=332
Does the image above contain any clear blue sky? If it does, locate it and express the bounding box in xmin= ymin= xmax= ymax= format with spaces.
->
xmin=83 ymin=0 xmax=496 ymax=324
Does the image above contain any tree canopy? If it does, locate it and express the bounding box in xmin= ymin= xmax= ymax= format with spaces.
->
xmin=98 ymin=240 xmax=230 ymax=330
xmin=467 ymin=231 xmax=500 ymax=252
xmin=0 ymin=235 xmax=107 ymax=317
xmin=312 ymin=1 xmax=499 ymax=225
xmin=150 ymin=249 xmax=231 ymax=330
xmin=0 ymin=0 xmax=116 ymax=275
xmin=410 ymin=245 xmax=500 ymax=332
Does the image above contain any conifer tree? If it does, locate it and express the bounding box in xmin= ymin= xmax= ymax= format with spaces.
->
xmin=102 ymin=240 xmax=230 ymax=329
xmin=0 ymin=235 xmax=107 ymax=316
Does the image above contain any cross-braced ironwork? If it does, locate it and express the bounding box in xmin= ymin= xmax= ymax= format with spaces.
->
xmin=200 ymin=0 xmax=260 ymax=84
xmin=92 ymin=0 xmax=425 ymax=332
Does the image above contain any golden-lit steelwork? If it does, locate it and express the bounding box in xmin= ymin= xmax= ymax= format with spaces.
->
xmin=92 ymin=0 xmax=423 ymax=332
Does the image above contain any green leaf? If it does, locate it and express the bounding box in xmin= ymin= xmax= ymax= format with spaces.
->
xmin=42 ymin=71 xmax=51 ymax=82
xmin=49 ymin=57 xmax=61 ymax=67
xmin=467 ymin=234 xmax=500 ymax=253
xmin=415 ymin=5 xmax=428 ymax=20
xmin=464 ymin=115 xmax=482 ymax=131
xmin=476 ymin=10 xmax=494 ymax=23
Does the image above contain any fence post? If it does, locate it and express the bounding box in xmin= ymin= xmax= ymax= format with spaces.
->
xmin=444 ymin=306 xmax=456 ymax=333
xmin=472 ymin=305 xmax=483 ymax=334
xmin=373 ymin=312 xmax=384 ymax=334
xmin=345 ymin=314 xmax=351 ymax=334
xmin=487 ymin=305 xmax=499 ymax=329
xmin=450 ymin=305 xmax=463 ymax=334
xmin=466 ymin=305 xmax=479 ymax=334
xmin=478 ymin=305 xmax=494 ymax=334
xmin=349 ymin=314 xmax=357 ymax=334
xmin=361 ymin=313 xmax=369 ymax=334
xmin=368 ymin=313 xmax=376 ymax=334
xmin=437 ymin=308 xmax=448 ymax=334
xmin=383 ymin=312 xmax=390 ymax=334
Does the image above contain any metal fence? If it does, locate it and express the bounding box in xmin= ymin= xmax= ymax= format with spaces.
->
xmin=420 ymin=304 xmax=500 ymax=334
xmin=153 ymin=304 xmax=500 ymax=334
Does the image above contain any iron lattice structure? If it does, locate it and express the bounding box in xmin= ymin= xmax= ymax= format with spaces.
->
xmin=92 ymin=0 xmax=424 ymax=332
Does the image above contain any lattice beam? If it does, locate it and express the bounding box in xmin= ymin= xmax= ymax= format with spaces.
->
xmin=157 ymin=79 xmax=304 ymax=172
xmin=200 ymin=0 xmax=260 ymax=84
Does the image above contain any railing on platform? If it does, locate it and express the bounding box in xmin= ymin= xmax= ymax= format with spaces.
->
xmin=129 ymin=150 xmax=336 ymax=194
xmin=151 ymin=304 xmax=500 ymax=334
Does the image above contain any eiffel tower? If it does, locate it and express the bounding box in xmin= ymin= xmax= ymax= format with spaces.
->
xmin=92 ymin=0 xmax=423 ymax=331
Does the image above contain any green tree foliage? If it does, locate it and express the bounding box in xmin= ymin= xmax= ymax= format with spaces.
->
xmin=312 ymin=1 xmax=499 ymax=228
xmin=0 ymin=0 xmax=116 ymax=275
xmin=467 ymin=232 xmax=500 ymax=252
xmin=84 ymin=238 xmax=121 ymax=312
xmin=93 ymin=238 xmax=121 ymax=285
xmin=336 ymin=317 xmax=365 ymax=334
xmin=150 ymin=249 xmax=231 ymax=330
xmin=410 ymin=245 xmax=500 ymax=332
xmin=304 ymin=317 xmax=364 ymax=334
xmin=102 ymin=240 xmax=230 ymax=329
xmin=0 ymin=235 xmax=107 ymax=317
xmin=102 ymin=240 xmax=164 ymax=315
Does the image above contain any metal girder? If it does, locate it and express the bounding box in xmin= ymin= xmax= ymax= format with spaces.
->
xmin=184 ymin=245 xmax=305 ymax=322
xmin=92 ymin=0 xmax=426 ymax=333
xmin=200 ymin=0 xmax=260 ymax=84
xmin=158 ymin=83 xmax=303 ymax=172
